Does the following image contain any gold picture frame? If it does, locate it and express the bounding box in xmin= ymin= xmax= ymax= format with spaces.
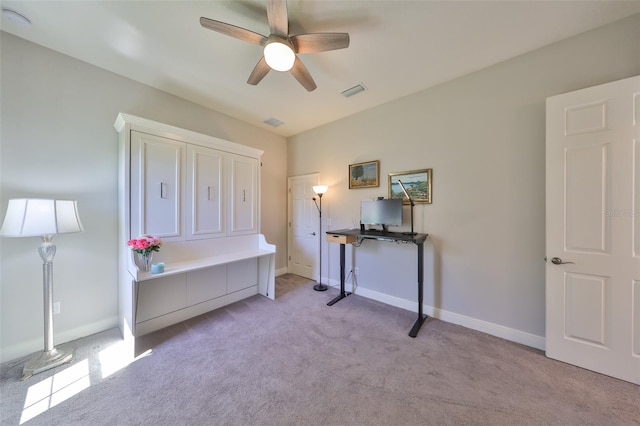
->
xmin=389 ymin=169 xmax=432 ymax=204
xmin=349 ymin=160 xmax=380 ymax=189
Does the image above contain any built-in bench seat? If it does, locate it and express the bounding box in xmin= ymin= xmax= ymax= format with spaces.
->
xmin=123 ymin=234 xmax=275 ymax=337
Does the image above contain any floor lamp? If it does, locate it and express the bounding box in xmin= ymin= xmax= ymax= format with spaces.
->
xmin=312 ymin=185 xmax=328 ymax=291
xmin=0 ymin=199 xmax=84 ymax=380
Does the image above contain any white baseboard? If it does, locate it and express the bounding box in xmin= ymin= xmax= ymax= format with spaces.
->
xmin=275 ymin=267 xmax=288 ymax=277
xmin=0 ymin=316 xmax=119 ymax=363
xmin=326 ymin=277 xmax=545 ymax=351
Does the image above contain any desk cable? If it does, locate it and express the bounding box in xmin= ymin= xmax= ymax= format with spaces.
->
xmin=349 ymin=241 xmax=361 ymax=293
xmin=344 ymin=269 xmax=358 ymax=294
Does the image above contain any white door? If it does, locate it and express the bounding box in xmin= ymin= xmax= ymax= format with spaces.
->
xmin=288 ymin=174 xmax=319 ymax=279
xmin=546 ymin=75 xmax=640 ymax=385
xmin=228 ymin=154 xmax=258 ymax=235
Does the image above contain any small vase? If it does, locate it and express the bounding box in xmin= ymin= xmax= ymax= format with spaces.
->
xmin=137 ymin=252 xmax=153 ymax=272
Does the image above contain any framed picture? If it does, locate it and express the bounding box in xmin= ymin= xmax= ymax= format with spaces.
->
xmin=349 ymin=160 xmax=380 ymax=189
xmin=388 ymin=169 xmax=432 ymax=204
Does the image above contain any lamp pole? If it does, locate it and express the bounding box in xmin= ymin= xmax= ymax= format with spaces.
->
xmin=22 ymin=234 xmax=75 ymax=380
xmin=312 ymin=185 xmax=328 ymax=291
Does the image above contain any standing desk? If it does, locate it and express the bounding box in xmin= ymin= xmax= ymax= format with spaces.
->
xmin=325 ymin=228 xmax=429 ymax=337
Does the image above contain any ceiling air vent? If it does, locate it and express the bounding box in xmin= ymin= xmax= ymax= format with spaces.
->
xmin=341 ymin=84 xmax=366 ymax=98
xmin=263 ymin=117 xmax=284 ymax=127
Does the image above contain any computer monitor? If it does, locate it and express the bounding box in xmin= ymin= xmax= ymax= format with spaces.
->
xmin=360 ymin=198 xmax=403 ymax=228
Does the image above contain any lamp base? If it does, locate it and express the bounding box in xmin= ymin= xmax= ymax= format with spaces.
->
xmin=22 ymin=347 xmax=73 ymax=381
xmin=313 ymin=283 xmax=328 ymax=291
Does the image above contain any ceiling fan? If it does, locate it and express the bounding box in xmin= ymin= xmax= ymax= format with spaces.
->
xmin=200 ymin=0 xmax=350 ymax=92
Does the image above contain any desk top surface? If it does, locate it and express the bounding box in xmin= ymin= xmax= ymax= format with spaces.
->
xmin=326 ymin=228 xmax=428 ymax=244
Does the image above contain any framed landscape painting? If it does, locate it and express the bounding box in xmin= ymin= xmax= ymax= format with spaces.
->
xmin=388 ymin=169 xmax=432 ymax=204
xmin=349 ymin=160 xmax=380 ymax=189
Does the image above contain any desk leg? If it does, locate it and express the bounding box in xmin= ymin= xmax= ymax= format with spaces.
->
xmin=409 ymin=242 xmax=427 ymax=337
xmin=327 ymin=243 xmax=351 ymax=306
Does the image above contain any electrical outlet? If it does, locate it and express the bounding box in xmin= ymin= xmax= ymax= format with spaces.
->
xmin=354 ymin=267 xmax=359 ymax=276
xmin=53 ymin=301 xmax=61 ymax=315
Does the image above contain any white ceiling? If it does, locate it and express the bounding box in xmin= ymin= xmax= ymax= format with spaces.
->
xmin=1 ymin=1 xmax=639 ymax=137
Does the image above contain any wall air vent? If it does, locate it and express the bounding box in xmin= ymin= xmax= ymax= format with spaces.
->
xmin=341 ymin=84 xmax=366 ymax=98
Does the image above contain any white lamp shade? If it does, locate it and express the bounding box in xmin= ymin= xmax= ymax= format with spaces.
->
xmin=0 ymin=199 xmax=84 ymax=237
xmin=264 ymin=41 xmax=295 ymax=72
xmin=312 ymin=185 xmax=328 ymax=195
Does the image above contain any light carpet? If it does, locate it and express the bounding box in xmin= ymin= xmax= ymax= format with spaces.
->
xmin=1 ymin=274 xmax=638 ymax=425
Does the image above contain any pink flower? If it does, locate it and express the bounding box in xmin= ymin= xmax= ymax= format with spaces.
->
xmin=127 ymin=235 xmax=163 ymax=255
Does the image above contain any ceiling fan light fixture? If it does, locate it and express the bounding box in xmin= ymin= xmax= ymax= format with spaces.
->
xmin=200 ymin=0 xmax=350 ymax=90
xmin=264 ymin=41 xmax=295 ymax=72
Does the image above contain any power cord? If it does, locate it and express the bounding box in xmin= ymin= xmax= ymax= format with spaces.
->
xmin=345 ymin=269 xmax=357 ymax=293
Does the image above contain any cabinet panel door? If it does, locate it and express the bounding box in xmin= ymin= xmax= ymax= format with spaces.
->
xmin=229 ymin=154 xmax=258 ymax=235
xmin=186 ymin=265 xmax=227 ymax=305
xmin=131 ymin=131 xmax=185 ymax=241
xmin=186 ymin=145 xmax=225 ymax=240
xmin=227 ymin=258 xmax=258 ymax=293
xmin=136 ymin=274 xmax=187 ymax=323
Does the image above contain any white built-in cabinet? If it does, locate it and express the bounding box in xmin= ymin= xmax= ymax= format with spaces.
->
xmin=229 ymin=154 xmax=258 ymax=235
xmin=130 ymin=131 xmax=259 ymax=242
xmin=130 ymin=131 xmax=185 ymax=242
xmin=115 ymin=114 xmax=275 ymax=339
xmin=187 ymin=144 xmax=225 ymax=240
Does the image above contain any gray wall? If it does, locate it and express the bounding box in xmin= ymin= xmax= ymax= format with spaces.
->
xmin=0 ymin=32 xmax=288 ymax=361
xmin=288 ymin=14 xmax=640 ymax=345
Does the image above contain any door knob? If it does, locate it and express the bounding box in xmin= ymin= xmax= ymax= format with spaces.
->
xmin=551 ymin=257 xmax=574 ymax=265
xmin=310 ymin=232 xmax=316 ymax=236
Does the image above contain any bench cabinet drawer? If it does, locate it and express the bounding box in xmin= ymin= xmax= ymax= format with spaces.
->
xmin=186 ymin=265 xmax=227 ymax=305
xmin=137 ymin=274 xmax=187 ymax=323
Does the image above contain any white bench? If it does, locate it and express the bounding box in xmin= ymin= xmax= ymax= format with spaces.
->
xmin=121 ymin=234 xmax=276 ymax=337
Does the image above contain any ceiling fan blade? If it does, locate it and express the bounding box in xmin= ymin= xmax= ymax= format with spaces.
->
xmin=290 ymin=57 xmax=317 ymax=92
xmin=290 ymin=33 xmax=350 ymax=54
xmin=267 ymin=0 xmax=288 ymax=37
xmin=200 ymin=17 xmax=267 ymax=46
xmin=247 ymin=56 xmax=271 ymax=86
